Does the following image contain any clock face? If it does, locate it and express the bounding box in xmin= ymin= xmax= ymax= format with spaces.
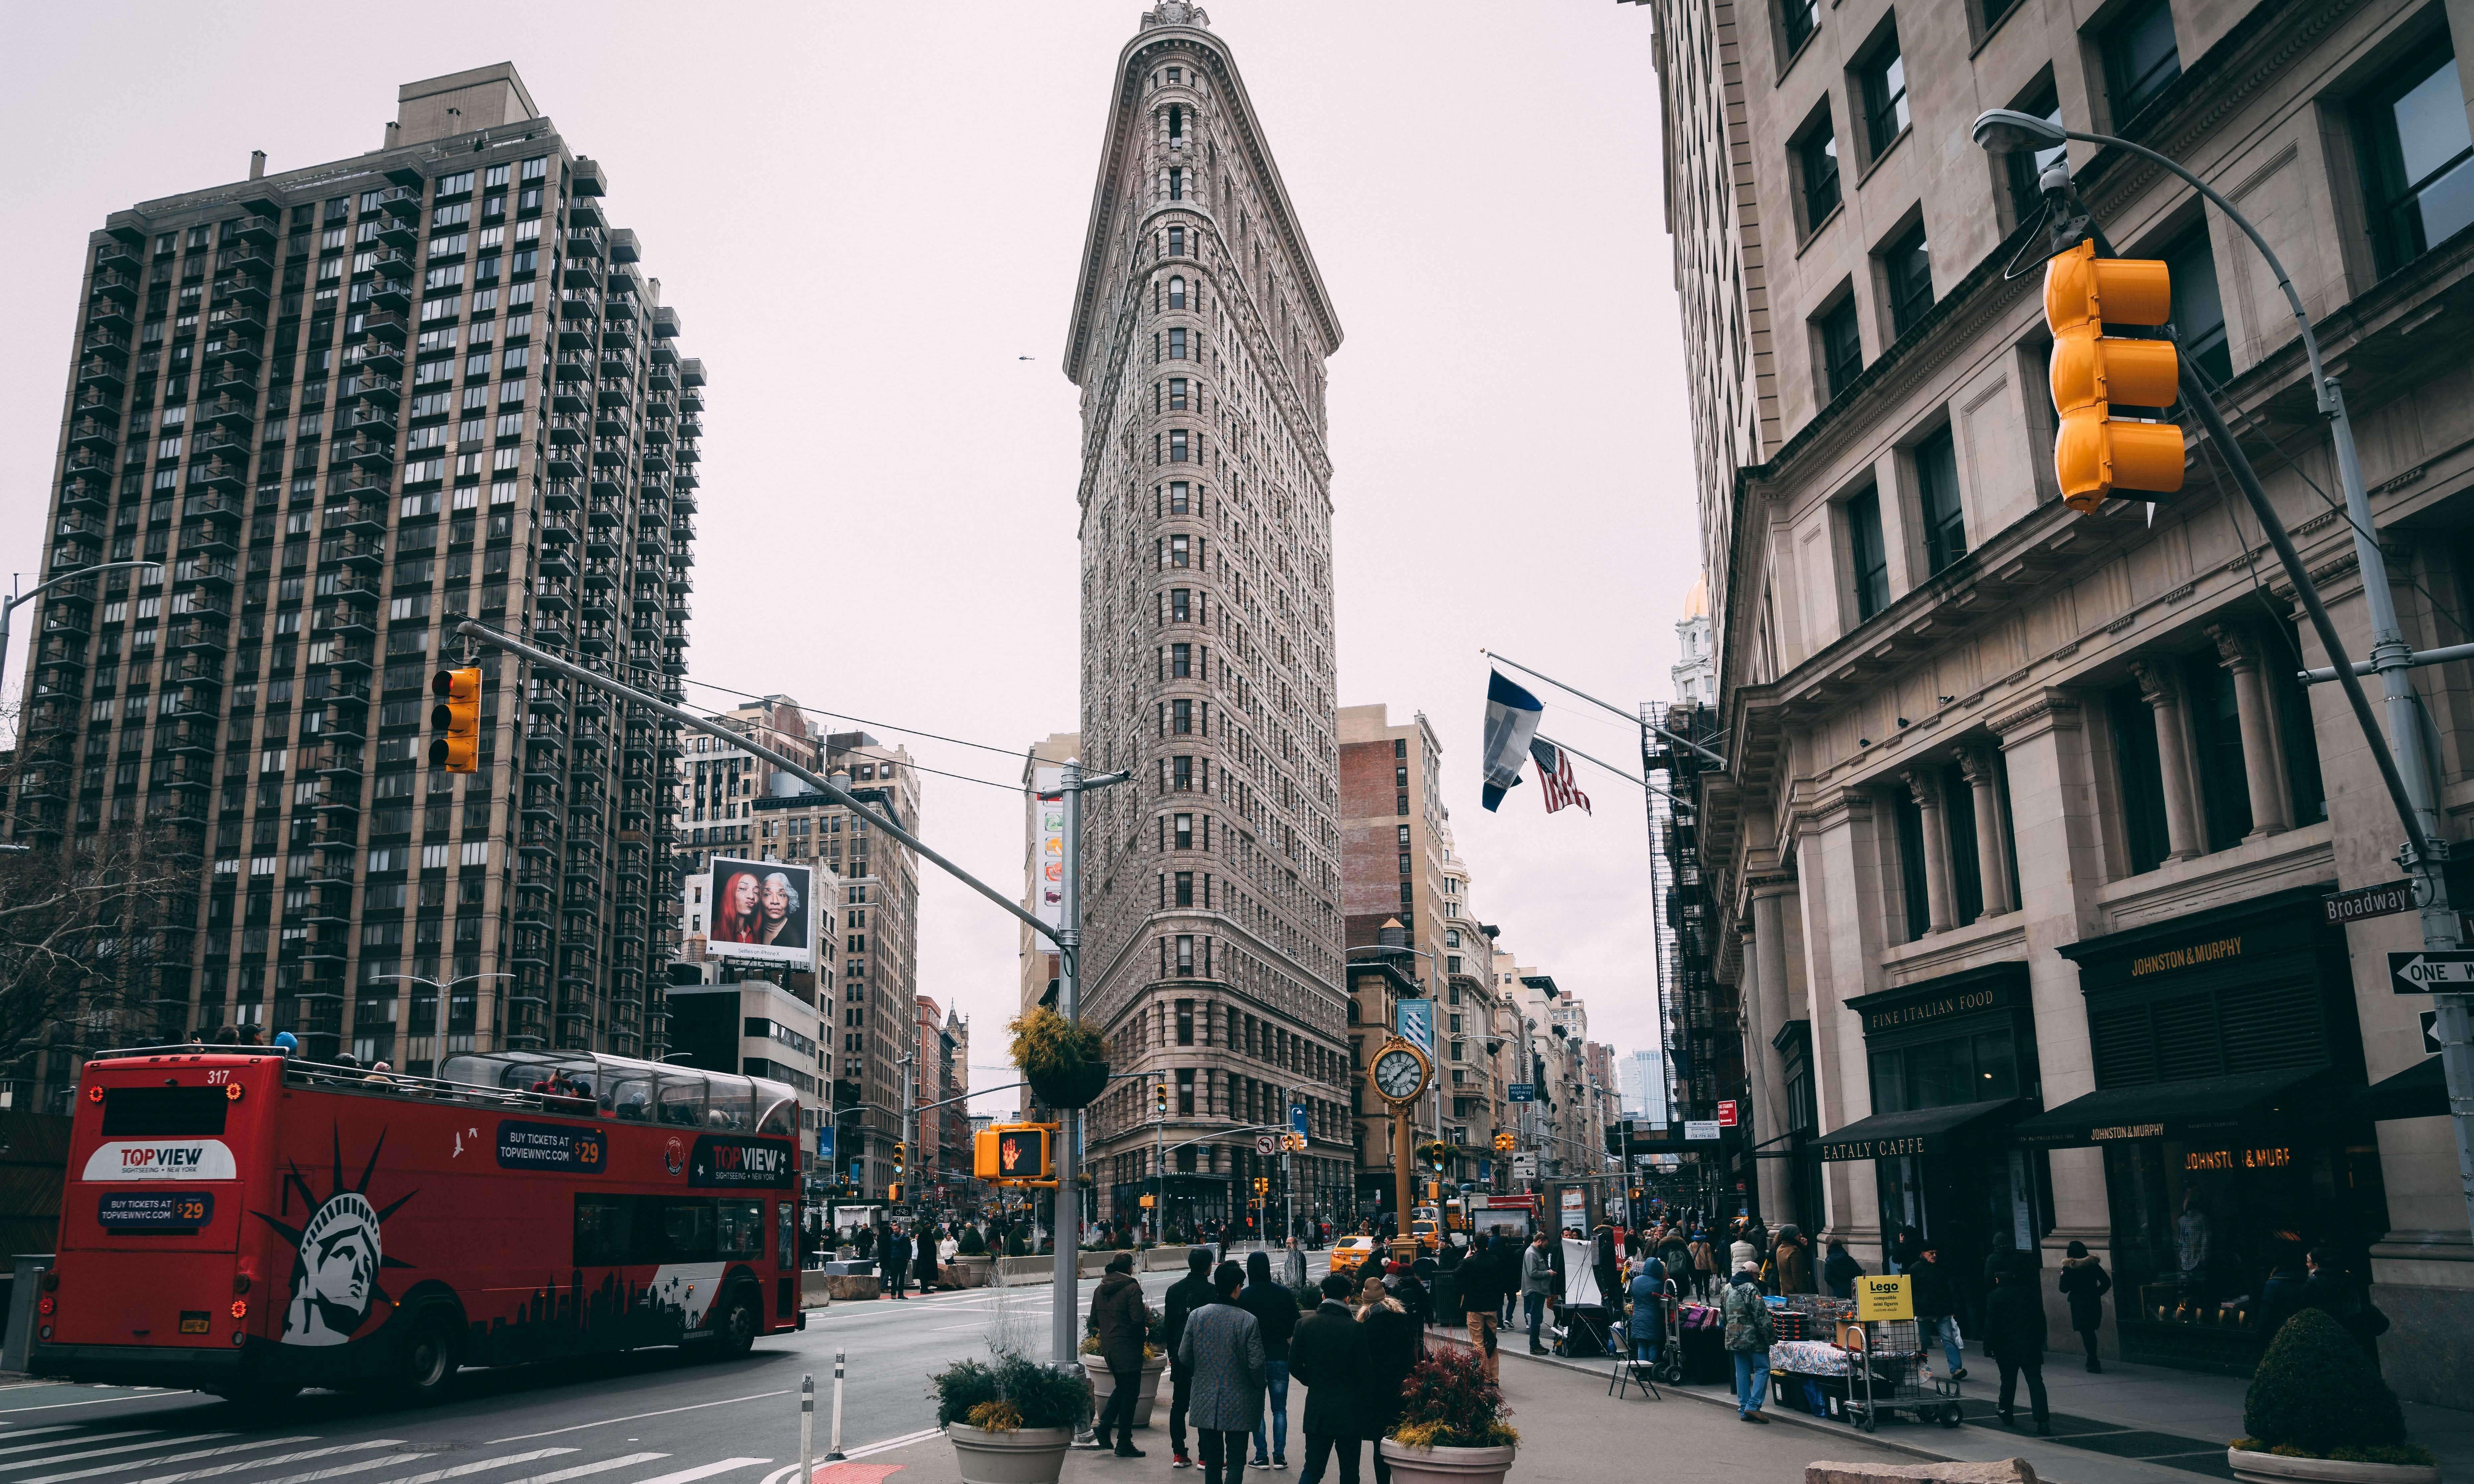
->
xmin=1373 ymin=1047 xmax=1425 ymax=1100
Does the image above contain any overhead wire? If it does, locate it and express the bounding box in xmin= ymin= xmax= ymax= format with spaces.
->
xmin=663 ymin=675 xmax=1032 ymax=793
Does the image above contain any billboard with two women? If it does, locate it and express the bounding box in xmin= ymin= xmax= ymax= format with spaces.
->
xmin=702 ymin=857 xmax=817 ymax=969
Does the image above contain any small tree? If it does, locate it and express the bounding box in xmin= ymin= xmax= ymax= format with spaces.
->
xmin=1390 ymin=1344 xmax=1517 ymax=1449
xmin=2242 ymin=1308 xmax=2414 ymax=1460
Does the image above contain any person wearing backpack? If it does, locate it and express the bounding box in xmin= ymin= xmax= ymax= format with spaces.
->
xmin=1720 ymin=1262 xmax=1774 ymax=1422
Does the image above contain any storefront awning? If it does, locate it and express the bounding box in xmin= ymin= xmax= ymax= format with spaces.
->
xmin=1816 ymin=1099 xmax=2026 ymax=1162
xmin=2367 ymin=1057 xmax=2449 ymax=1122
xmin=2010 ymin=1067 xmax=2331 ymax=1149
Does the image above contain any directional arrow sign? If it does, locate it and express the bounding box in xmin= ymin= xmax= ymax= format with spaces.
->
xmin=2390 ymin=950 xmax=2474 ymax=992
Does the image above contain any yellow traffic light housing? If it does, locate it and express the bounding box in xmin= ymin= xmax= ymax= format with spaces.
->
xmin=989 ymin=1124 xmax=1052 ymax=1183
xmin=2045 ymin=239 xmax=2185 ymax=512
xmin=1155 ymin=1083 xmax=1169 ymax=1116
xmin=889 ymin=1182 xmax=902 ymax=1203
xmin=428 ymin=667 xmax=482 ymax=773
xmin=1493 ymin=1131 xmax=1515 ymax=1153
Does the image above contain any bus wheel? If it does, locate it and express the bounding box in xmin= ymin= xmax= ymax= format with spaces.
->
xmin=702 ymin=1287 xmax=759 ymax=1361
xmin=401 ymin=1314 xmax=460 ymax=1404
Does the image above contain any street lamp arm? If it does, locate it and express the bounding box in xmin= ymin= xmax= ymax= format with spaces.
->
xmin=7 ymin=560 xmax=164 ymax=616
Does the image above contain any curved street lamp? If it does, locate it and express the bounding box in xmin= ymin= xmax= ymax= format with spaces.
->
xmin=1 ymin=560 xmax=163 ymax=700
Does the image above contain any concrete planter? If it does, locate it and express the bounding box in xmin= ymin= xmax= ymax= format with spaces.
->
xmin=947 ymin=1424 xmax=1074 ymax=1484
xmin=1377 ymin=1441 xmax=1515 ymax=1484
xmin=2228 ymin=1450 xmax=2439 ymax=1484
xmin=946 ymin=1256 xmax=994 ymax=1289
xmin=1082 ymin=1354 xmax=1168 ymax=1428
xmin=823 ymin=1274 xmax=881 ymax=1301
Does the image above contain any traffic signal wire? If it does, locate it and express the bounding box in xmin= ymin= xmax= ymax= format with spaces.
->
xmin=673 ymin=674 xmax=1030 ymax=760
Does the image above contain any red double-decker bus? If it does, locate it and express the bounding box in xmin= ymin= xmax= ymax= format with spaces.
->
xmin=33 ymin=1046 xmax=808 ymax=1405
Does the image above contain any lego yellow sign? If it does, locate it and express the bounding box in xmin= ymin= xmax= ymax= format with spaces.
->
xmin=1856 ymin=1274 xmax=1913 ymax=1321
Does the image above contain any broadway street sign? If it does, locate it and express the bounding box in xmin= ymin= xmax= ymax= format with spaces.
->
xmin=2327 ymin=880 xmax=2416 ymax=926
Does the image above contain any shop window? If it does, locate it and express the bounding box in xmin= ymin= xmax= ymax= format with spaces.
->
xmin=2105 ymin=683 xmax=2172 ymax=874
xmin=2357 ymin=40 xmax=2474 ymax=278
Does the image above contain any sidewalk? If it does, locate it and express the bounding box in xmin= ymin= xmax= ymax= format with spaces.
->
xmin=1493 ymin=1329 xmax=2472 ymax=1484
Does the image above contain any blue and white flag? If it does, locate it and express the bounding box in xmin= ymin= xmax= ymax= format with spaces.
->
xmin=1480 ymin=670 xmax=1545 ymax=811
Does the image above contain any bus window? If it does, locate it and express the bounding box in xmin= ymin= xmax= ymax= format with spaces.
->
xmin=717 ymin=1200 xmax=764 ymax=1257
xmin=605 ymin=1073 xmax=655 ymax=1121
xmin=101 ymin=1086 xmax=229 ymax=1137
xmin=576 ymin=1194 xmax=635 ymax=1265
xmin=705 ymin=1076 xmax=754 ymax=1131
xmin=757 ymin=1099 xmax=799 ymax=1137
xmin=656 ymin=1074 xmax=705 ymax=1127
xmin=657 ymin=1199 xmax=714 ymax=1261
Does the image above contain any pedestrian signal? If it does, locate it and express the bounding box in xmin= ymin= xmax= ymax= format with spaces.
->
xmin=428 ymin=667 xmax=482 ymax=773
xmin=974 ymin=1124 xmax=1053 ymax=1183
xmin=2046 ymin=239 xmax=2184 ymax=512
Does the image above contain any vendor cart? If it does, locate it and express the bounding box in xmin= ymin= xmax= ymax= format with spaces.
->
xmin=1840 ymin=1320 xmax=1962 ymax=1433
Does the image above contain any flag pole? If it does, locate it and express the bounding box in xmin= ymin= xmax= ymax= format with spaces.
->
xmin=1537 ymin=733 xmax=1693 ymax=812
xmin=1481 ymin=648 xmax=1727 ymax=768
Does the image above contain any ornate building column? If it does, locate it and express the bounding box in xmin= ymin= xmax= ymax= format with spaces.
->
xmin=1790 ymin=787 xmax=1891 ymax=1255
xmin=2206 ymin=622 xmax=2293 ymax=839
xmin=1746 ymin=871 xmax=1799 ymax=1225
xmin=2129 ymin=656 xmax=2203 ymax=860
xmin=1901 ymin=768 xmax=1958 ymax=932
xmin=1956 ymin=743 xmax=2016 ymax=915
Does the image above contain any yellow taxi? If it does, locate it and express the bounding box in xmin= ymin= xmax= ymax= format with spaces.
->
xmin=1328 ymin=1235 xmax=1380 ymax=1276
xmin=1408 ymin=1219 xmax=1441 ymax=1253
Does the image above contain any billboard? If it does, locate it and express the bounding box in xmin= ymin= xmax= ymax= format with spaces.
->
xmin=1030 ymin=766 xmax=1066 ymax=930
xmin=701 ymin=857 xmax=819 ymax=969
xmin=1395 ymin=998 xmax=1435 ymax=1056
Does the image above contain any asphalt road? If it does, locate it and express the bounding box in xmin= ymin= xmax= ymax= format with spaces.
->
xmin=0 ymin=1259 xmax=1324 ymax=1484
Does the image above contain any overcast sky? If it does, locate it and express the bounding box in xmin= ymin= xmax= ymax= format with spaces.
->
xmin=1 ymin=1 xmax=1700 ymax=1113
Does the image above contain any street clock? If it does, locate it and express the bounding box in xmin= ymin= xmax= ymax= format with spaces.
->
xmin=1369 ymin=1038 xmax=1431 ymax=1104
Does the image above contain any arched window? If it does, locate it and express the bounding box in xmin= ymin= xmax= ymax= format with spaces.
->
xmin=1168 ymin=276 xmax=1187 ymax=309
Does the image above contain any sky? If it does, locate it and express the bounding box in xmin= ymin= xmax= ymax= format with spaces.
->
xmin=0 ymin=1 xmax=1702 ymax=1115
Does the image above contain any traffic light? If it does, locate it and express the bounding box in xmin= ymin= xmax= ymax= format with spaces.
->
xmin=428 ymin=667 xmax=482 ymax=773
xmin=2046 ymin=238 xmax=2184 ymax=512
xmin=990 ymin=1124 xmax=1052 ymax=1182
xmin=888 ymin=1182 xmax=903 ymax=1203
xmin=1156 ymin=1083 xmax=1169 ymax=1117
xmin=1426 ymin=1180 xmax=1441 ymax=1203
xmin=895 ymin=1140 xmax=906 ymax=1175
xmin=1493 ymin=1131 xmax=1515 ymax=1153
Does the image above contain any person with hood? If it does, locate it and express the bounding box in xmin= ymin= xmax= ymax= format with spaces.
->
xmin=1354 ymin=1274 xmax=1419 ymax=1484
xmin=2057 ymin=1240 xmax=2113 ymax=1373
xmin=1591 ymin=1227 xmax=1622 ymax=1312
xmin=1090 ymin=1252 xmax=1152 ymax=1457
xmin=1772 ymin=1225 xmax=1814 ymax=1295
xmin=1909 ymin=1242 xmax=1965 ymax=1379
xmin=1456 ymin=1232 xmax=1510 ymax=1379
xmin=1290 ymin=1274 xmax=1371 ymax=1484
xmin=1163 ymin=1247 xmax=1220 ymax=1471
xmin=1178 ymin=1262 xmax=1266 ymax=1484
xmin=915 ymin=1221 xmax=939 ymax=1293
xmin=1625 ymin=1249 xmax=1667 ymax=1371
xmin=1984 ymin=1263 xmax=2052 ymax=1435
xmin=1821 ymin=1234 xmax=1863 ymax=1298
xmin=1657 ymin=1227 xmax=1693 ymax=1290
xmin=1720 ymin=1262 xmax=1774 ymax=1423
xmin=1519 ymin=1231 xmax=1555 ymax=1354
xmin=1687 ymin=1231 xmax=1717 ymax=1299
xmin=1240 ymin=1251 xmax=1301 ymax=1469
xmin=883 ymin=1224 xmax=914 ymax=1300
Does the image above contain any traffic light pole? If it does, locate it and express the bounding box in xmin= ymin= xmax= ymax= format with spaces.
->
xmin=1047 ymin=758 xmax=1132 ymax=1374
xmin=1967 ymin=114 xmax=2474 ymax=1249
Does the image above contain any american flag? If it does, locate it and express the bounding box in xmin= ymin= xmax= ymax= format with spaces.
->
xmin=1528 ymin=739 xmax=1592 ymax=816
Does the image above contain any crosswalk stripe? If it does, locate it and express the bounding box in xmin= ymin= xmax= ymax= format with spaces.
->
xmin=0 ymin=1436 xmax=155 ymax=1461
xmin=252 ymin=1456 xmax=438 ymax=1484
xmin=622 ymin=1459 xmax=768 ymax=1484
xmin=12 ymin=1438 xmax=271 ymax=1481
xmin=102 ymin=1441 xmax=405 ymax=1484
xmin=495 ymin=1455 xmax=669 ymax=1484
xmin=356 ymin=1450 xmax=582 ymax=1484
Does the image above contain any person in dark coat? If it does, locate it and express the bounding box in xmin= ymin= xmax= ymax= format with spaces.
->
xmin=1354 ymin=1274 xmax=1419 ymax=1484
xmin=1162 ymin=1246 xmax=1219 ymax=1470
xmin=1984 ymin=1266 xmax=2051 ymax=1434
xmin=915 ymin=1221 xmax=939 ymax=1293
xmin=1456 ymin=1234 xmax=1510 ymax=1379
xmin=1178 ymin=1263 xmax=1266 ymax=1484
xmin=1887 ymin=1224 xmax=1923 ymax=1276
xmin=2057 ymin=1240 xmax=2113 ymax=1373
xmin=1909 ymin=1244 xmax=1964 ymax=1378
xmin=1821 ymin=1234 xmax=1863 ymax=1299
xmin=1090 ymin=1252 xmax=1151 ymax=1457
xmin=1291 ymin=1274 xmax=1370 ymax=1484
xmin=1772 ymin=1226 xmax=1815 ymax=1295
xmin=2302 ymin=1248 xmax=2388 ymax=1366
xmin=2255 ymin=1244 xmax=2309 ymax=1340
xmin=1241 ymin=1251 xmax=1301 ymax=1468
xmin=883 ymin=1224 xmax=913 ymax=1300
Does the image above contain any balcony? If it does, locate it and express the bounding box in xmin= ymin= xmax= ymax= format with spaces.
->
xmin=197 ymin=423 xmax=250 ymax=463
xmin=675 ymin=440 xmax=699 ymax=467
xmin=595 ymin=405 xmax=632 ymax=439
xmin=646 ymin=362 xmax=677 ymax=393
xmin=317 ymin=745 xmax=364 ymax=781
xmin=85 ymin=297 xmax=132 ymax=334
xmin=559 ymin=290 xmax=600 ymax=323
xmin=202 ymin=330 xmax=261 ymax=371
xmin=162 ymin=719 xmax=219 ymax=755
xmin=604 ymin=293 xmax=639 ymax=324
xmin=329 ymin=496 xmax=388 ymax=536
xmin=212 ymin=272 xmax=270 ymax=308
xmin=349 ymin=309 xmax=408 ymax=346
xmin=598 ymin=345 xmax=636 ymax=381
xmin=346 ymin=339 xmax=405 ymax=377
xmin=342 ymin=403 xmax=399 ymax=445
xmin=82 ymin=326 xmax=130 ymax=360
xmin=373 ymin=185 xmax=422 ymax=221
xmin=639 ymin=446 xmax=670 ymax=475
xmin=341 ymin=368 xmax=401 ymax=406
xmin=173 ymin=556 xmax=237 ymax=587
xmin=543 ymin=446 xmax=583 ymax=480
xmin=76 ymin=356 xmax=127 ymax=396
xmin=67 ymin=416 xmax=119 ymax=453
xmin=635 ymin=528 xmax=670 ymax=561
xmin=551 ymin=380 xmax=588 ymax=415
xmin=548 ymin=412 xmax=589 ymax=446
xmin=341 ymin=434 xmax=395 ymax=472
xmin=679 ymin=358 xmax=706 ymax=389
xmin=201 ymin=394 xmax=256 ymax=438
xmin=370 ymin=274 xmax=412 ymax=315
xmin=568 ymin=195 xmax=605 ymax=230
xmin=94 ymin=242 xmax=141 ymax=278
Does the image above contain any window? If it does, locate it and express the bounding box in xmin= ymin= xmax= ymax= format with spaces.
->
xmin=2356 ymin=41 xmax=2474 ymax=278
xmin=2160 ymin=222 xmax=2230 ymax=386
xmin=1818 ymin=294 xmax=1863 ymax=399
xmin=1170 ymin=482 xmax=1189 ymax=513
xmin=1859 ymin=28 xmax=1911 ymax=156
xmin=1174 ymin=813 xmax=1194 ymax=849
xmin=1780 ymin=0 xmax=1819 ymax=53
xmin=1171 ymin=642 xmax=1192 ymax=677
xmin=1981 ymin=0 xmax=2025 ymax=34
xmin=1169 ymin=328 xmax=1189 ymax=359
xmin=1175 ymin=934 xmax=1195 ymax=974
xmin=1175 ymin=871 xmax=1195 ymax=906
xmin=1170 ymin=534 xmax=1190 ymax=566
xmin=1173 ymin=755 xmax=1194 ymax=790
xmin=1846 ymin=485 xmax=1891 ymax=621
xmin=2004 ymin=83 xmax=2066 ymax=228
xmin=1177 ymin=1001 xmax=1195 ymax=1046
xmin=1890 ymin=784 xmax=1932 ymax=942
xmin=1170 ymin=429 xmax=1189 ymax=462
xmin=2184 ymin=650 xmax=2251 ymax=851
xmin=1796 ymin=111 xmax=1841 ymax=231
xmin=2102 ymin=0 xmax=2182 ymax=123
xmin=1172 ymin=699 xmax=1193 ymax=733
xmin=1170 ymin=588 xmax=1191 ymax=622
xmin=1176 ymin=1064 xmax=1196 ymax=1112
xmin=1168 ymin=276 xmax=1187 ymax=309
xmin=1914 ymin=426 xmax=1965 ymax=574
xmin=1168 ymin=378 xmax=1189 ymax=410
xmin=1168 ymin=226 xmax=1186 ymax=256
xmin=1882 ymin=220 xmax=1934 ymax=336
xmin=2105 ymin=682 xmax=2172 ymax=874
xmin=1169 ymin=168 xmax=1185 ymax=200
xmin=1168 ymin=105 xmax=1185 ymax=141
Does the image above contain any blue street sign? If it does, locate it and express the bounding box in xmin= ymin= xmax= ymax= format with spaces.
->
xmin=848 ymin=1159 xmax=864 ymax=1185
xmin=1478 ymin=1159 xmax=1492 ymax=1181
xmin=816 ymin=1126 xmax=836 ymax=1161
xmin=1290 ymin=1103 xmax=1311 ymax=1138
xmin=1396 ymin=998 xmax=1435 ymax=1056
xmin=1507 ymin=1083 xmax=1536 ymax=1103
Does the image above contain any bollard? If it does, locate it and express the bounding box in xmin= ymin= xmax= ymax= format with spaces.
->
xmin=799 ymin=1373 xmax=815 ymax=1484
xmin=823 ymin=1349 xmax=847 ymax=1462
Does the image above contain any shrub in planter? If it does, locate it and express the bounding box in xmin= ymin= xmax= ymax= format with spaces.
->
xmin=958 ymin=1227 xmax=988 ymax=1257
xmin=1010 ymin=1007 xmax=1109 ymax=1109
xmin=932 ymin=1351 xmax=1093 ymax=1433
xmin=1389 ymin=1345 xmax=1518 ymax=1450
xmin=2239 ymin=1309 xmax=2423 ymax=1463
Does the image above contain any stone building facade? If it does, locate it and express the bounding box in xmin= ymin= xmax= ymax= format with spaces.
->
xmin=8 ymin=63 xmax=696 ymax=1097
xmin=1641 ymin=0 xmax=2474 ymax=1394
xmin=1064 ymin=2 xmax=1356 ymax=1235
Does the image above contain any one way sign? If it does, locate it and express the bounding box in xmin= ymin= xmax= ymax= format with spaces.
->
xmin=2390 ymin=950 xmax=2474 ymax=992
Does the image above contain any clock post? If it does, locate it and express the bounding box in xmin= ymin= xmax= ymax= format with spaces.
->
xmin=1367 ymin=1037 xmax=1432 ymax=1266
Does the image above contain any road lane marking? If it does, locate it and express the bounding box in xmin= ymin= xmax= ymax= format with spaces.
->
xmin=257 ymin=1459 xmax=439 ymax=1484
xmin=0 ymin=1403 xmax=192 ymax=1419
xmin=622 ymin=1460 xmax=769 ymax=1484
xmin=491 ymin=1455 xmax=669 ymax=1484
xmin=840 ymin=1432 xmax=941 ymax=1462
xmin=487 ymin=1396 xmax=787 ymax=1446
xmin=0 ymin=1436 xmax=159 ymax=1461
xmin=103 ymin=1441 xmax=407 ymax=1484
xmin=1 ymin=1437 xmax=248 ymax=1475
xmin=358 ymin=1451 xmax=580 ymax=1484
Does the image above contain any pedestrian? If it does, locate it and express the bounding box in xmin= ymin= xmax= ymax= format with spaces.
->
xmin=938 ymin=1226 xmax=960 ymax=1273
xmin=1773 ymin=1225 xmax=1814 ymax=1295
xmin=884 ymin=1223 xmax=913 ymax=1300
xmin=1657 ymin=1226 xmax=1692 ymax=1291
xmin=1282 ymin=1237 xmax=1307 ymax=1292
xmin=1164 ymin=1245 xmax=1219 ymax=1470
xmin=1519 ymin=1231 xmax=1554 ymax=1355
xmin=1688 ymin=1231 xmax=1716 ymax=1300
xmin=1888 ymin=1224 xmax=1923 ymax=1277
xmin=2302 ymin=1248 xmax=2390 ymax=1365
xmin=1591 ymin=1226 xmax=1621 ymax=1311
xmin=1456 ymin=1232 xmax=1509 ymax=1380
xmin=2255 ymin=1242 xmax=2308 ymax=1339
xmin=1720 ymin=1262 xmax=1773 ymax=1423
xmin=1626 ymin=1249 xmax=1666 ymax=1373
xmin=915 ymin=1221 xmax=938 ymax=1293
xmin=1985 ymin=1263 xmax=2052 ymax=1435
xmin=1909 ymin=1242 xmax=1965 ymax=1379
xmin=1353 ymin=1275 xmax=1417 ymax=1484
xmin=1728 ymin=1220 xmax=1758 ymax=1277
xmin=1177 ymin=1262 xmax=1266 ymax=1484
xmin=1240 ymin=1250 xmax=1300 ymax=1468
xmin=2056 ymin=1240 xmax=2112 ymax=1373
xmin=1091 ymin=1252 xmax=1151 ymax=1458
xmin=1290 ymin=1274 xmax=1370 ymax=1484
xmin=1822 ymin=1234 xmax=1864 ymax=1299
